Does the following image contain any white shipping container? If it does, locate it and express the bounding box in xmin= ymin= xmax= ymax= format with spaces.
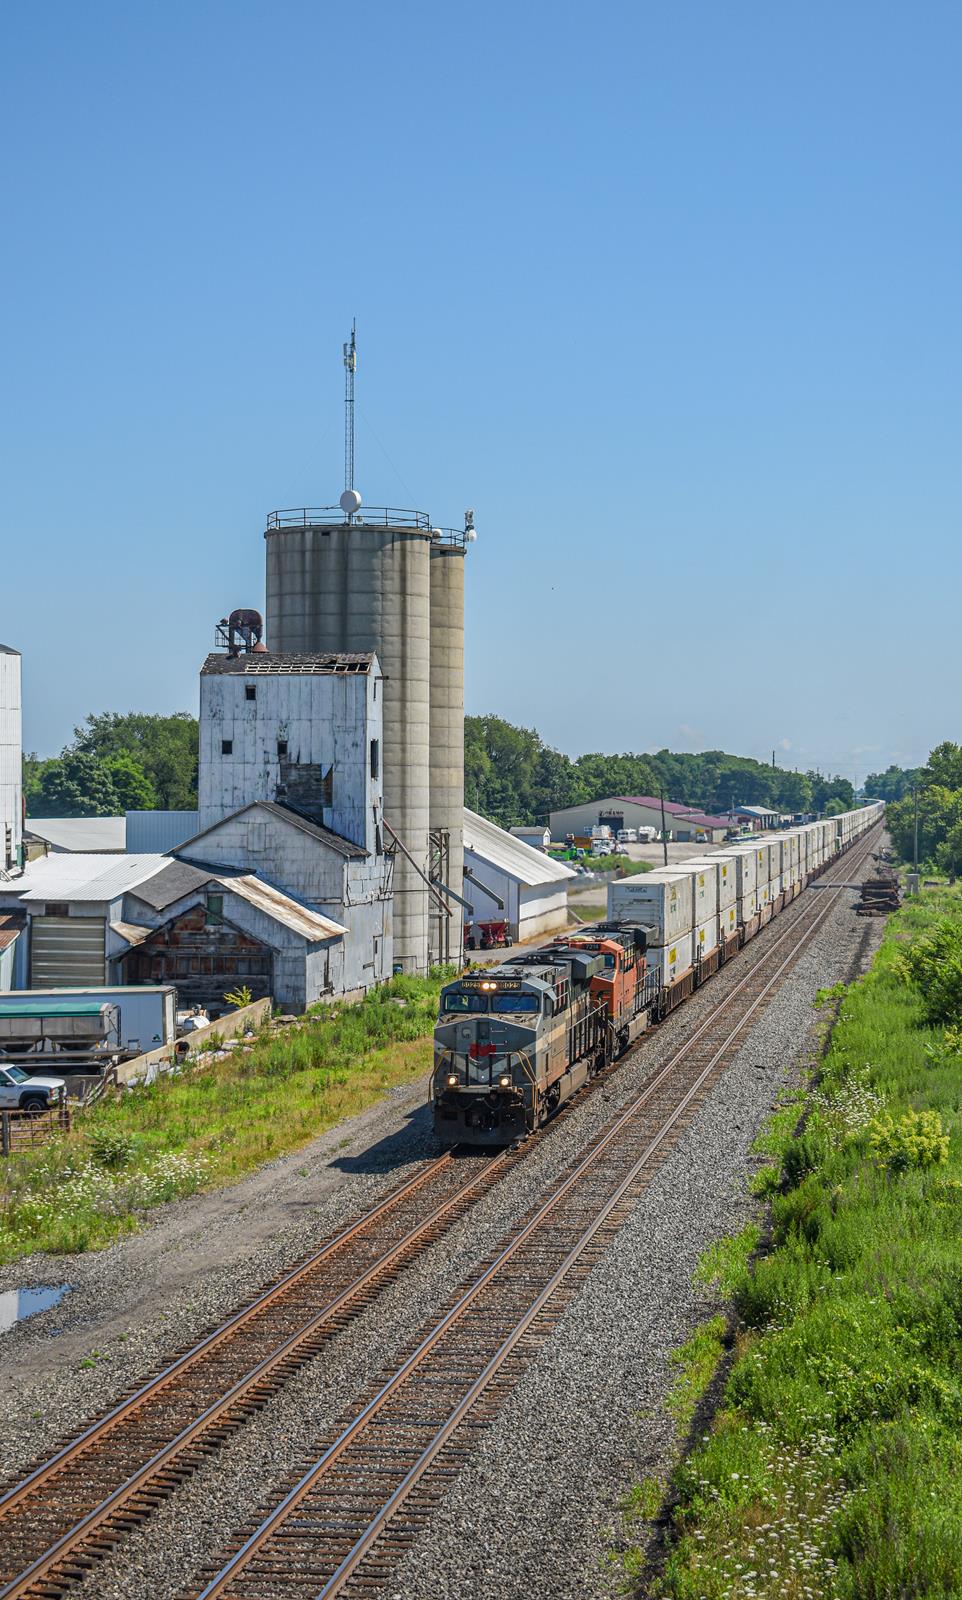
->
xmin=607 ymin=871 xmax=694 ymax=944
xmin=665 ymin=862 xmax=718 ymax=922
xmin=644 ymin=933 xmax=694 ymax=986
xmin=720 ymin=900 xmax=740 ymax=938
xmin=694 ymin=914 xmax=720 ymax=957
xmin=725 ymin=846 xmax=758 ymax=899
xmin=679 ymin=855 xmax=738 ymax=914
xmin=737 ymin=888 xmax=759 ymax=922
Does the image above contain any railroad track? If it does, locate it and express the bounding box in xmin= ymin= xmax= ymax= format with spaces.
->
xmin=0 ymin=829 xmax=880 ymax=1600
xmin=179 ymin=829 xmax=881 ymax=1600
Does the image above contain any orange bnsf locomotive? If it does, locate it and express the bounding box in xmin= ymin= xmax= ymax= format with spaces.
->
xmin=431 ymin=925 xmax=656 ymax=1146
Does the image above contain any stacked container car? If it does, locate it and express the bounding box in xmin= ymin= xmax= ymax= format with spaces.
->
xmin=434 ymin=802 xmax=886 ymax=1145
xmin=606 ymin=869 xmax=696 ymax=1012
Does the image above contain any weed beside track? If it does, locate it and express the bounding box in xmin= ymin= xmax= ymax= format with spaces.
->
xmin=642 ymin=886 xmax=962 ymax=1599
xmin=0 ymin=971 xmax=453 ymax=1263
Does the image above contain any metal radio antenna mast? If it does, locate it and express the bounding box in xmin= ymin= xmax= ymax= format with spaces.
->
xmin=343 ymin=320 xmax=357 ymax=494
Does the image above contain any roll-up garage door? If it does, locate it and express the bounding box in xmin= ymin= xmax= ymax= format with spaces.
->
xmin=30 ymin=917 xmax=107 ymax=987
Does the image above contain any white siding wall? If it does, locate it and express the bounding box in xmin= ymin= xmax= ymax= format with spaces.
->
xmin=198 ymin=667 xmax=382 ymax=852
xmin=0 ymin=648 xmax=22 ymax=871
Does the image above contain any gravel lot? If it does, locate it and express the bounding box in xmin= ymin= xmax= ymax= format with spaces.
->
xmin=0 ymin=847 xmax=884 ymax=1600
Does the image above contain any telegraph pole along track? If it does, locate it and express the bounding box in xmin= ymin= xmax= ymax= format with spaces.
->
xmin=0 ymin=827 xmax=882 ymax=1600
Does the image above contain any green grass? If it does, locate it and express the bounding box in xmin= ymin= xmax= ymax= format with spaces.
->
xmin=569 ymin=901 xmax=609 ymax=924
xmin=647 ymin=884 xmax=962 ymax=1599
xmin=0 ymin=970 xmax=454 ymax=1264
xmin=585 ymin=854 xmax=653 ymax=875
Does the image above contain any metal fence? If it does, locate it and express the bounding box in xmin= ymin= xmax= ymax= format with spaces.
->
xmin=1 ymin=1104 xmax=71 ymax=1157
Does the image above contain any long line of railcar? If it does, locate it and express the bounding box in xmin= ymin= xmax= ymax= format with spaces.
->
xmin=432 ymin=803 xmax=884 ymax=1145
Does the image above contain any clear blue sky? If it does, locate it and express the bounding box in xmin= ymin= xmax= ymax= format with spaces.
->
xmin=4 ymin=2 xmax=959 ymax=787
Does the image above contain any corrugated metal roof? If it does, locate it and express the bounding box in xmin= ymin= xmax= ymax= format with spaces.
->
xmin=201 ymin=652 xmax=374 ymax=675
xmin=464 ymin=808 xmax=577 ymax=887
xmin=215 ymin=875 xmax=347 ymax=940
xmin=109 ymin=921 xmax=154 ymax=948
xmin=613 ymin=797 xmax=731 ymax=828
xmin=14 ymin=854 xmax=169 ymax=903
xmin=0 ymin=911 xmax=25 ymax=950
xmin=25 ymin=817 xmax=127 ymax=852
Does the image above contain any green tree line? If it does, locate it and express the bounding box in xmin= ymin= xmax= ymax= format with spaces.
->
xmin=23 ymin=709 xmax=856 ymax=826
xmin=465 ymin=714 xmax=853 ymax=828
xmin=885 ymin=742 xmax=962 ymax=875
xmin=24 ymin=713 xmax=199 ymax=817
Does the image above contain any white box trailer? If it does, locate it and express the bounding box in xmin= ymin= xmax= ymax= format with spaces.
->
xmin=644 ymin=933 xmax=694 ymax=986
xmin=607 ymin=871 xmax=694 ymax=944
xmin=4 ymin=986 xmax=177 ymax=1053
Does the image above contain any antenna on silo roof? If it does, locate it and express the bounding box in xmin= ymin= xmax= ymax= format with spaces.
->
xmin=339 ymin=320 xmax=362 ymax=519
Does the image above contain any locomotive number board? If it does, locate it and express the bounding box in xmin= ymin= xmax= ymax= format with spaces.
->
xmin=460 ymin=977 xmax=523 ymax=992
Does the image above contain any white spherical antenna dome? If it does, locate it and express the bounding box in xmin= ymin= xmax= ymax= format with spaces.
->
xmin=340 ymin=488 xmax=362 ymax=515
xmin=466 ymin=527 xmax=477 ymax=542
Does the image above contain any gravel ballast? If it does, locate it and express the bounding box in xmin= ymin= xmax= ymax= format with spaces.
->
xmin=0 ymin=849 xmax=884 ymax=1600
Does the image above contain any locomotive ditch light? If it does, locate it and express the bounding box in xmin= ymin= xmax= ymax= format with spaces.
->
xmin=446 ymin=1073 xmax=459 ymax=1087
xmin=498 ymin=1074 xmax=512 ymax=1088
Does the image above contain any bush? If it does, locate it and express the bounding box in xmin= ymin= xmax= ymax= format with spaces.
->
xmin=898 ymin=917 xmax=962 ymax=1023
xmin=87 ymin=1127 xmax=140 ymax=1169
xmin=867 ymin=1110 xmax=950 ymax=1173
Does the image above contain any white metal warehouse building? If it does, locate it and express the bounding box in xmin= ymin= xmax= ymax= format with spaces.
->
xmin=463 ymin=808 xmax=576 ymax=945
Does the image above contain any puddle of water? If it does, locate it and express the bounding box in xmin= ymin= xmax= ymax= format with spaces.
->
xmin=0 ymin=1285 xmax=70 ymax=1334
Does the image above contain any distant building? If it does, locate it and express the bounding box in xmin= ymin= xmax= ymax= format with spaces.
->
xmin=731 ymin=804 xmax=779 ymax=831
xmin=508 ymin=825 xmax=551 ymax=850
xmin=25 ymin=817 xmax=126 ymax=855
xmin=464 ymin=809 xmax=576 ymax=945
xmin=548 ymin=796 xmax=730 ymax=845
xmin=0 ymin=645 xmax=22 ymax=874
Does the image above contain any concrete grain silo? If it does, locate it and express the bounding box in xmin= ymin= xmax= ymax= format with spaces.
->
xmin=429 ymin=539 xmax=466 ymax=964
xmin=265 ymin=508 xmax=435 ymax=973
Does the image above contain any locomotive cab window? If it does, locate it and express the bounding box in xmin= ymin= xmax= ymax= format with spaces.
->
xmin=490 ymin=992 xmax=538 ymax=1013
xmin=443 ymin=992 xmax=488 ymax=1013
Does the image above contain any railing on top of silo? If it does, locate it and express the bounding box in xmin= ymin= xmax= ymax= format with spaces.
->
xmin=265 ymin=507 xmax=471 ymax=549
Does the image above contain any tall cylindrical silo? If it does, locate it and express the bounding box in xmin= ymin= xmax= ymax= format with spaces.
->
xmin=429 ymin=542 xmax=465 ymax=965
xmin=265 ymin=514 xmax=432 ymax=974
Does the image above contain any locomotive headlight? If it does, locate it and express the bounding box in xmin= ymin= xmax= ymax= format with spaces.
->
xmin=446 ymin=1072 xmax=459 ymax=1087
xmin=498 ymin=1073 xmax=511 ymax=1088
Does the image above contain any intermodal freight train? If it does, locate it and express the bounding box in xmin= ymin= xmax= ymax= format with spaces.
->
xmin=432 ymin=803 xmax=884 ymax=1146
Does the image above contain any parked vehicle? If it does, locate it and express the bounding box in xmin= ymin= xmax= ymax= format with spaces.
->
xmin=0 ymin=1064 xmax=67 ymax=1114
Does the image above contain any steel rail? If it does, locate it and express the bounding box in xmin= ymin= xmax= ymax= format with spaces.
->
xmin=192 ymin=829 xmax=881 ymax=1600
xmin=0 ymin=1149 xmax=457 ymax=1518
xmin=0 ymin=829 xmax=880 ymax=1600
xmin=0 ymin=1145 xmax=525 ymax=1600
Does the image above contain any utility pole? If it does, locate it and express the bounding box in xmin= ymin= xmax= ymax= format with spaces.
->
xmin=660 ymin=788 xmax=669 ymax=867
xmin=772 ymin=748 xmax=776 ymax=769
xmin=913 ymin=784 xmax=919 ymax=871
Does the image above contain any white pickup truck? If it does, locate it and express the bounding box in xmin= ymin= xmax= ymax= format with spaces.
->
xmin=0 ymin=1065 xmax=67 ymax=1114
